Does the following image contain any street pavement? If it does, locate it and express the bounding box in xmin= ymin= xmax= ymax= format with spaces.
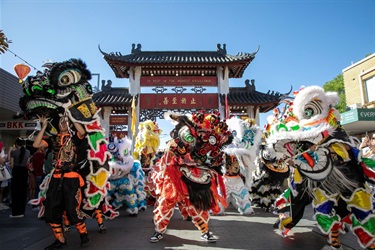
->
xmin=0 ymin=202 xmax=361 ymax=250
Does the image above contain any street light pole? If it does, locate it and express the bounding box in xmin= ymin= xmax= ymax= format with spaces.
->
xmin=92 ymin=73 xmax=100 ymax=92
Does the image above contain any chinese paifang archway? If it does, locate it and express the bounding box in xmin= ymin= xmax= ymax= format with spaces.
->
xmin=93 ymin=44 xmax=288 ymax=138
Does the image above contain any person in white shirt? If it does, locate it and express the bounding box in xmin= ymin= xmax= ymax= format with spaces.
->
xmin=359 ymin=133 xmax=375 ymax=160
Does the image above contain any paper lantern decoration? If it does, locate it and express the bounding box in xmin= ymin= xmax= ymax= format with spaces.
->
xmin=14 ymin=64 xmax=31 ymax=83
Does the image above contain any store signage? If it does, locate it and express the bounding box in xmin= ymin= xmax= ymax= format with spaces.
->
xmin=0 ymin=121 xmax=38 ymax=130
xmin=341 ymin=108 xmax=375 ymax=124
xmin=140 ymin=93 xmax=218 ymax=109
xmin=140 ymin=76 xmax=218 ymax=86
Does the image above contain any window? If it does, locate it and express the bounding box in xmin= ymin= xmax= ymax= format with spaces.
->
xmin=365 ymin=75 xmax=375 ymax=102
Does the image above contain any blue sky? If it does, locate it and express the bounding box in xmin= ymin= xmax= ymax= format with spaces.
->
xmin=1 ymin=0 xmax=374 ymax=145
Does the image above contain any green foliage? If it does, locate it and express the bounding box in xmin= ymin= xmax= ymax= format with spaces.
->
xmin=323 ymin=74 xmax=346 ymax=113
xmin=0 ymin=30 xmax=12 ymax=54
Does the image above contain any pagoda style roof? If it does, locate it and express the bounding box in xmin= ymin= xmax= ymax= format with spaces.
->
xmin=220 ymin=79 xmax=289 ymax=113
xmin=92 ymin=81 xmax=133 ymax=112
xmin=99 ymin=43 xmax=258 ymax=79
xmin=93 ymin=79 xmax=287 ymax=114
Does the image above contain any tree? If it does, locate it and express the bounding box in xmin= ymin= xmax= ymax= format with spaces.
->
xmin=0 ymin=30 xmax=12 ymax=54
xmin=323 ymin=74 xmax=346 ymax=113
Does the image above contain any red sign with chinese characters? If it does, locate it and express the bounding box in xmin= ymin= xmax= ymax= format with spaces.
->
xmin=110 ymin=115 xmax=128 ymax=125
xmin=140 ymin=93 xmax=218 ymax=109
xmin=140 ymin=76 xmax=218 ymax=86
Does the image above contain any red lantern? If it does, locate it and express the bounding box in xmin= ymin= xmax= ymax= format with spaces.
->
xmin=14 ymin=64 xmax=31 ymax=83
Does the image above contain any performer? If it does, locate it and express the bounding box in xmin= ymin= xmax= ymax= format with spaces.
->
xmin=264 ymin=86 xmax=375 ymax=250
xmin=34 ymin=114 xmax=90 ymax=249
xmin=149 ymin=110 xmax=232 ymax=243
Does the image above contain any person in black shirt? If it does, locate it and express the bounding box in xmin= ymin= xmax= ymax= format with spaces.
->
xmin=33 ymin=115 xmax=89 ymax=250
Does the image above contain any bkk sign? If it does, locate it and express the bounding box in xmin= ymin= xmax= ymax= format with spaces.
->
xmin=140 ymin=76 xmax=218 ymax=86
xmin=0 ymin=121 xmax=37 ymax=130
xmin=140 ymin=93 xmax=218 ymax=109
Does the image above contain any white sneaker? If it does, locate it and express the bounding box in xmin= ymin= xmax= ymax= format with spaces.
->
xmin=9 ymin=214 xmax=24 ymax=218
xmin=0 ymin=203 xmax=9 ymax=210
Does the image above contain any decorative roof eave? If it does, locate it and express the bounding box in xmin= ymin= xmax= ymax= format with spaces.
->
xmin=99 ymin=44 xmax=258 ymax=79
xmin=92 ymin=86 xmax=133 ymax=107
xmin=219 ymin=80 xmax=292 ymax=114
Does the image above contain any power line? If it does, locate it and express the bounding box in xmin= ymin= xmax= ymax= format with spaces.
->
xmin=6 ymin=48 xmax=40 ymax=71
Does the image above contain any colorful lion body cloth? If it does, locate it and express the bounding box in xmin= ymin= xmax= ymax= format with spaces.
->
xmin=266 ymin=86 xmax=375 ymax=249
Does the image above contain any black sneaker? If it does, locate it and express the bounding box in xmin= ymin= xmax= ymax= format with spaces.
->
xmin=150 ymin=232 xmax=163 ymax=243
xmin=80 ymin=233 xmax=90 ymax=247
xmin=44 ymin=239 xmax=66 ymax=250
xmin=99 ymin=224 xmax=107 ymax=234
xmin=201 ymin=231 xmax=217 ymax=243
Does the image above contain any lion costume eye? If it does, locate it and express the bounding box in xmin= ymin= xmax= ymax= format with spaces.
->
xmin=179 ymin=126 xmax=196 ymax=145
xmin=58 ymin=69 xmax=81 ymax=87
xmin=123 ymin=149 xmax=128 ymax=156
xmin=303 ymin=100 xmax=322 ymax=119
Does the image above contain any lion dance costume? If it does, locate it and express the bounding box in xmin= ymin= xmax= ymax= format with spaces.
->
xmin=148 ymin=110 xmax=232 ymax=243
xmin=20 ymin=59 xmax=118 ymax=249
xmin=107 ymin=136 xmax=147 ymax=215
xmin=217 ymin=116 xmax=262 ymax=215
xmin=133 ymin=120 xmax=162 ymax=170
xmin=264 ymin=86 xmax=375 ymax=250
xmin=133 ymin=120 xmax=162 ymax=206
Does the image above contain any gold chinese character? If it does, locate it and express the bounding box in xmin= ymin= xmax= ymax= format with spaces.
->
xmin=191 ymin=98 xmax=196 ymax=105
xmin=163 ymin=97 xmax=169 ymax=105
xmin=172 ymin=97 xmax=177 ymax=105
xmin=181 ymin=98 xmax=187 ymax=104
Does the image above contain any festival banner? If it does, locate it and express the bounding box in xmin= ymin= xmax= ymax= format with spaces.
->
xmin=140 ymin=76 xmax=218 ymax=86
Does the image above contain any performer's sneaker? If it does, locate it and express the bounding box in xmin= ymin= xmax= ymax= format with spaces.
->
xmin=99 ymin=224 xmax=107 ymax=234
xmin=44 ymin=240 xmax=66 ymax=250
xmin=150 ymin=232 xmax=163 ymax=243
xmin=201 ymin=231 xmax=217 ymax=243
xmin=281 ymin=228 xmax=290 ymax=238
xmin=80 ymin=233 xmax=90 ymax=247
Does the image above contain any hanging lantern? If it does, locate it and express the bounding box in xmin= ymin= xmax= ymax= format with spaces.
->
xmin=14 ymin=64 xmax=31 ymax=83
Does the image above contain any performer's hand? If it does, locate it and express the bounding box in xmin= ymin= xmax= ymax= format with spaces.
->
xmin=287 ymin=159 xmax=295 ymax=166
xmin=37 ymin=115 xmax=48 ymax=128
